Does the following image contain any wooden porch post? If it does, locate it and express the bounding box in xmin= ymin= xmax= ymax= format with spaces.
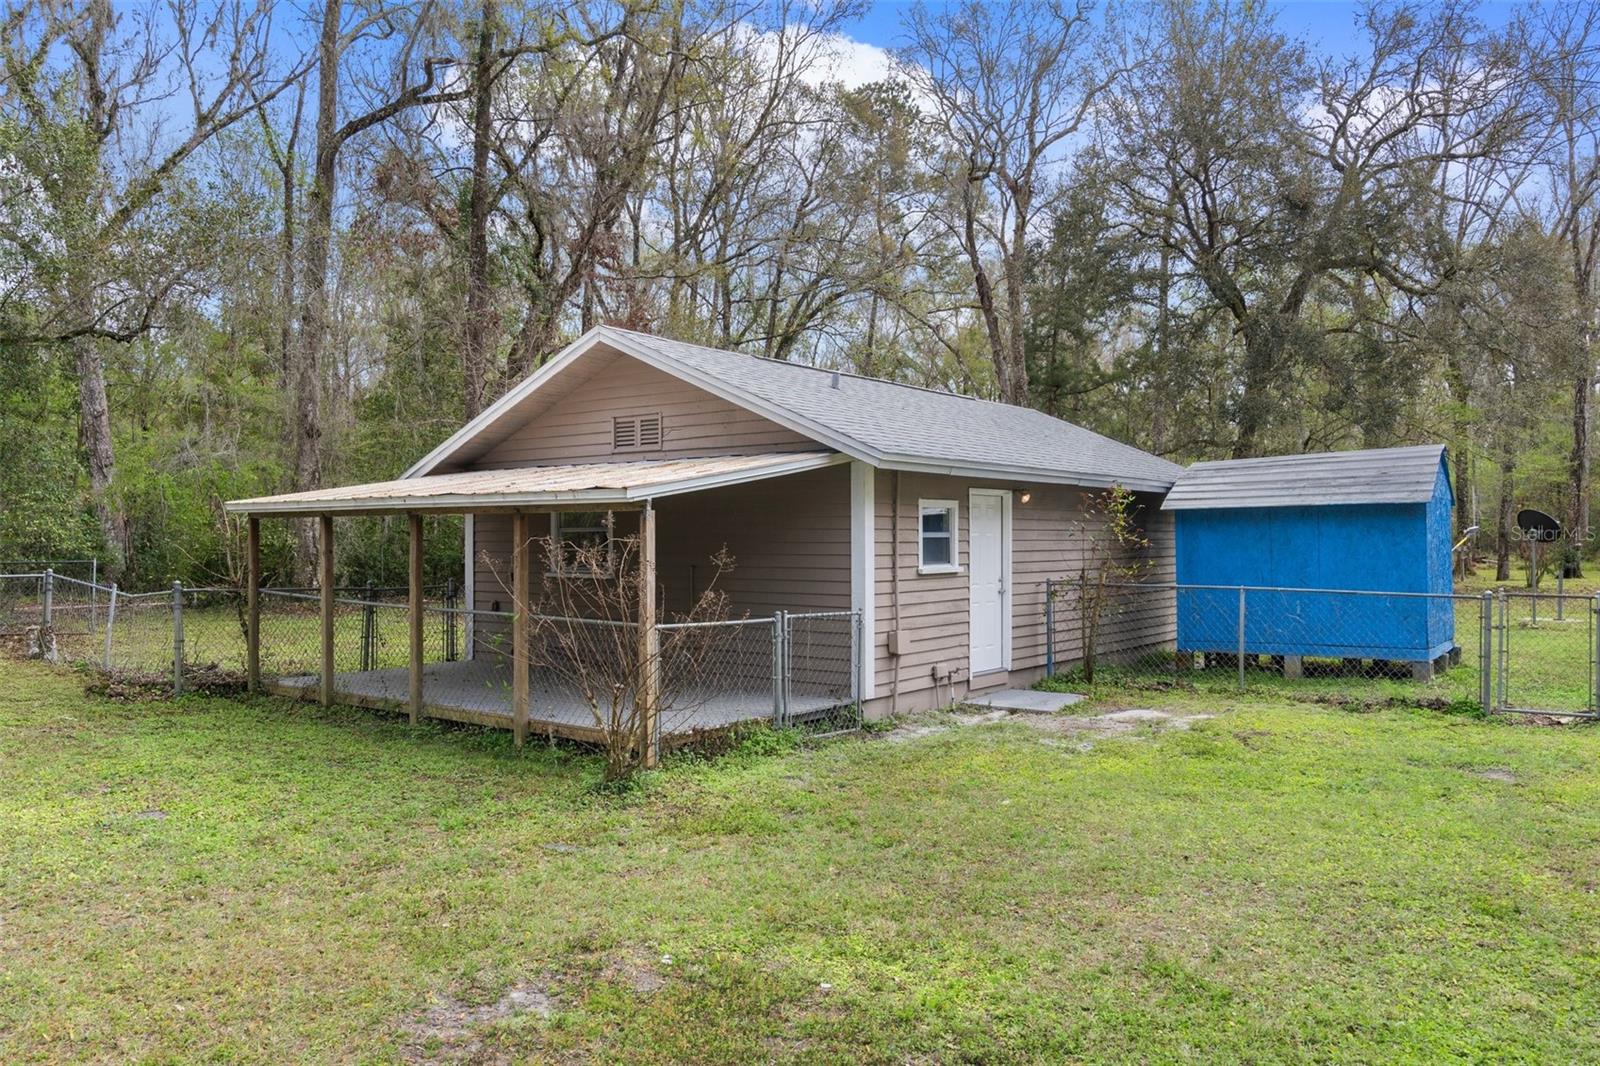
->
xmin=511 ymin=512 xmax=530 ymax=749
xmin=408 ymin=513 xmax=423 ymax=725
xmin=246 ymin=514 xmax=261 ymax=693
xmin=320 ymin=513 xmax=334 ymax=707
xmin=638 ymin=501 xmax=660 ymax=769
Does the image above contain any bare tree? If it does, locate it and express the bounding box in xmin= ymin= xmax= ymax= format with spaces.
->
xmin=1524 ymin=1 xmax=1600 ymax=575
xmin=1073 ymin=485 xmax=1151 ymax=683
xmin=902 ymin=0 xmax=1120 ymax=405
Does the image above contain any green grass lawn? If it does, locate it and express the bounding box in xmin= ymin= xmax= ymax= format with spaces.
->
xmin=6 ymin=659 xmax=1600 ymax=1062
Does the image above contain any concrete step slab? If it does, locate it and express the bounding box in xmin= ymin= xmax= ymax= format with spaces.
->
xmin=966 ymin=689 xmax=1086 ymax=714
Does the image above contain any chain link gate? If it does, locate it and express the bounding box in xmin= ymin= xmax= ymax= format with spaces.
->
xmin=1491 ymin=588 xmax=1600 ymax=718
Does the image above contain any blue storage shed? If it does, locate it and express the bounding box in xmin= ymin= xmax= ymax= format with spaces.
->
xmin=1162 ymin=445 xmax=1455 ymax=678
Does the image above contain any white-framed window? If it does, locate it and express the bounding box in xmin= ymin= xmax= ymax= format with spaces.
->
xmin=550 ymin=511 xmax=613 ymax=575
xmin=918 ymin=499 xmax=960 ymax=574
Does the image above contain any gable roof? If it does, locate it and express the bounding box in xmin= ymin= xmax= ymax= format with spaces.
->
xmin=1162 ymin=444 xmax=1449 ymax=511
xmin=405 ymin=326 xmax=1185 ymax=492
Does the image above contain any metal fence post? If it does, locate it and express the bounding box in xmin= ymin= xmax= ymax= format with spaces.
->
xmin=849 ymin=609 xmax=862 ymax=708
xmin=1593 ymin=592 xmax=1600 ymax=713
xmin=171 ymin=580 xmax=185 ymax=696
xmin=1496 ymin=587 xmax=1508 ymax=710
xmin=1479 ymin=590 xmax=1493 ymax=712
xmin=89 ymin=557 xmax=98 ymax=631
xmin=361 ymin=581 xmax=375 ymax=672
xmin=1044 ymin=578 xmax=1056 ymax=676
xmin=1236 ymin=585 xmax=1247 ymax=692
xmin=445 ymin=577 xmax=458 ymax=662
xmin=103 ymin=583 xmax=118 ymax=670
xmin=41 ymin=568 xmax=53 ymax=629
xmin=772 ymin=610 xmax=787 ymax=726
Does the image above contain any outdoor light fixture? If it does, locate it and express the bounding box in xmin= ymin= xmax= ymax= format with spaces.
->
xmin=1019 ymin=489 xmax=1033 ymax=504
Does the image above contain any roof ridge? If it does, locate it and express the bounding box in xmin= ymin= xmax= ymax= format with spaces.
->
xmin=604 ymin=325 xmax=1066 ymax=412
xmin=1190 ymin=443 xmax=1443 ymax=467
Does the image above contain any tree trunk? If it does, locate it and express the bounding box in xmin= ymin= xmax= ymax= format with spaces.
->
xmin=1568 ymin=355 xmax=1592 ymax=577
xmin=462 ymin=0 xmax=496 ymax=420
xmin=1001 ymin=182 xmax=1032 ymax=406
xmin=962 ymin=177 xmax=1011 ymax=401
xmin=290 ymin=0 xmax=342 ymax=581
xmin=72 ymin=330 xmax=132 ymax=578
xmin=1496 ymin=431 xmax=1514 ymax=582
xmin=1232 ymin=322 xmax=1276 ymax=459
xmin=1444 ymin=337 xmax=1474 ymax=574
xmin=277 ymin=162 xmax=297 ymax=385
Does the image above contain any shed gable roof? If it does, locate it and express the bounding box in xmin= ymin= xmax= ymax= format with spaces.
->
xmin=1162 ymin=444 xmax=1449 ymax=511
xmin=406 ymin=327 xmax=1185 ymax=492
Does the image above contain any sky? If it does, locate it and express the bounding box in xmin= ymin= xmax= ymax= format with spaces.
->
xmin=833 ymin=0 xmax=1521 ymax=64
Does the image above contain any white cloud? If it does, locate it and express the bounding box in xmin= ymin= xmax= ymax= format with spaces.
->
xmin=801 ymin=32 xmax=898 ymax=90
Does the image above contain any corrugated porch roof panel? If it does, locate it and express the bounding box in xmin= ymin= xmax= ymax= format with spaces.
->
xmin=225 ymin=452 xmax=841 ymax=515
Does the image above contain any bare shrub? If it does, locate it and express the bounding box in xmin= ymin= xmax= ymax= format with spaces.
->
xmin=489 ymin=515 xmax=740 ymax=780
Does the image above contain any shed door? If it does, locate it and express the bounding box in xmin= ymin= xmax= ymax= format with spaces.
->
xmin=969 ymin=490 xmax=1011 ymax=675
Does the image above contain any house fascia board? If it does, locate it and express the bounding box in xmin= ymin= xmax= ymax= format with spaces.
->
xmin=875 ymin=455 xmax=1176 ymax=494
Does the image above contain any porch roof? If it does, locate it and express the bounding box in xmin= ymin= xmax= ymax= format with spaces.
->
xmin=224 ymin=451 xmax=843 ymax=516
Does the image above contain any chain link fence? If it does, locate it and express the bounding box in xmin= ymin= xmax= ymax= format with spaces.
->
xmin=1044 ymin=579 xmax=1595 ymax=716
xmin=2 ymin=569 xmax=863 ymax=747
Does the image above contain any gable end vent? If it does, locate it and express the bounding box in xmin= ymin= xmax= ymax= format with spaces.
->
xmin=613 ymin=413 xmax=662 ymax=452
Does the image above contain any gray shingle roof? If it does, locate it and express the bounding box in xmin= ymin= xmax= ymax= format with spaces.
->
xmin=1161 ymin=444 xmax=1448 ymax=510
xmin=600 ymin=328 xmax=1185 ymax=491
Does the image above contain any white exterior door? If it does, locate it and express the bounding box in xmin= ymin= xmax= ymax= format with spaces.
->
xmin=968 ymin=489 xmax=1011 ymax=676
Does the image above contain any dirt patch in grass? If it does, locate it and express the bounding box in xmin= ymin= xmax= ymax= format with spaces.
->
xmin=598 ymin=945 xmax=669 ymax=995
xmin=399 ymin=981 xmax=556 ymax=1064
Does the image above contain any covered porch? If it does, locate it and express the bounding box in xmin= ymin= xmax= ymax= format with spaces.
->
xmin=225 ymin=453 xmax=861 ymax=765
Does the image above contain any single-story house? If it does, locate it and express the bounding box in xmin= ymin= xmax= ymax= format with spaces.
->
xmin=226 ymin=326 xmax=1182 ymax=757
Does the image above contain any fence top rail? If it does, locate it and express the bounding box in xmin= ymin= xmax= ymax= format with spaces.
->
xmin=1499 ymin=590 xmax=1598 ymax=601
xmin=0 ymin=572 xmax=45 ymax=581
xmin=48 ymin=574 xmax=105 ymax=591
xmin=1098 ymin=580 xmax=1495 ymax=601
xmin=659 ymin=616 xmax=776 ymax=631
xmin=783 ymin=610 xmax=861 ymax=621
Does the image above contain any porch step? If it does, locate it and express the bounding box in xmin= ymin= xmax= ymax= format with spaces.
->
xmin=965 ymin=689 xmax=1085 ymax=714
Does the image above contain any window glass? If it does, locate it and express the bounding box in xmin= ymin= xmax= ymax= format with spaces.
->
xmin=920 ymin=504 xmax=955 ymax=568
xmin=552 ymin=511 xmax=611 ymax=573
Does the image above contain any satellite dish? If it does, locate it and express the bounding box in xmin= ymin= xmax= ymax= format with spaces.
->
xmin=1517 ymin=508 xmax=1563 ymax=543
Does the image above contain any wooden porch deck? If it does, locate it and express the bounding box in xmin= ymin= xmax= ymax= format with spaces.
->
xmin=263 ymin=659 xmax=837 ymax=743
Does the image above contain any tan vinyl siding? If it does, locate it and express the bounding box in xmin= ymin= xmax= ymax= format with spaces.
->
xmin=872 ymin=472 xmax=1175 ymax=707
xmin=1011 ymin=487 xmax=1175 ymax=671
xmin=469 ymin=466 xmax=849 ymax=641
xmin=470 ymin=513 xmax=513 ymax=657
xmin=656 ymin=464 xmax=850 ymax=616
xmin=872 ymin=472 xmax=970 ymax=697
xmin=473 ymin=351 xmax=817 ymax=468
